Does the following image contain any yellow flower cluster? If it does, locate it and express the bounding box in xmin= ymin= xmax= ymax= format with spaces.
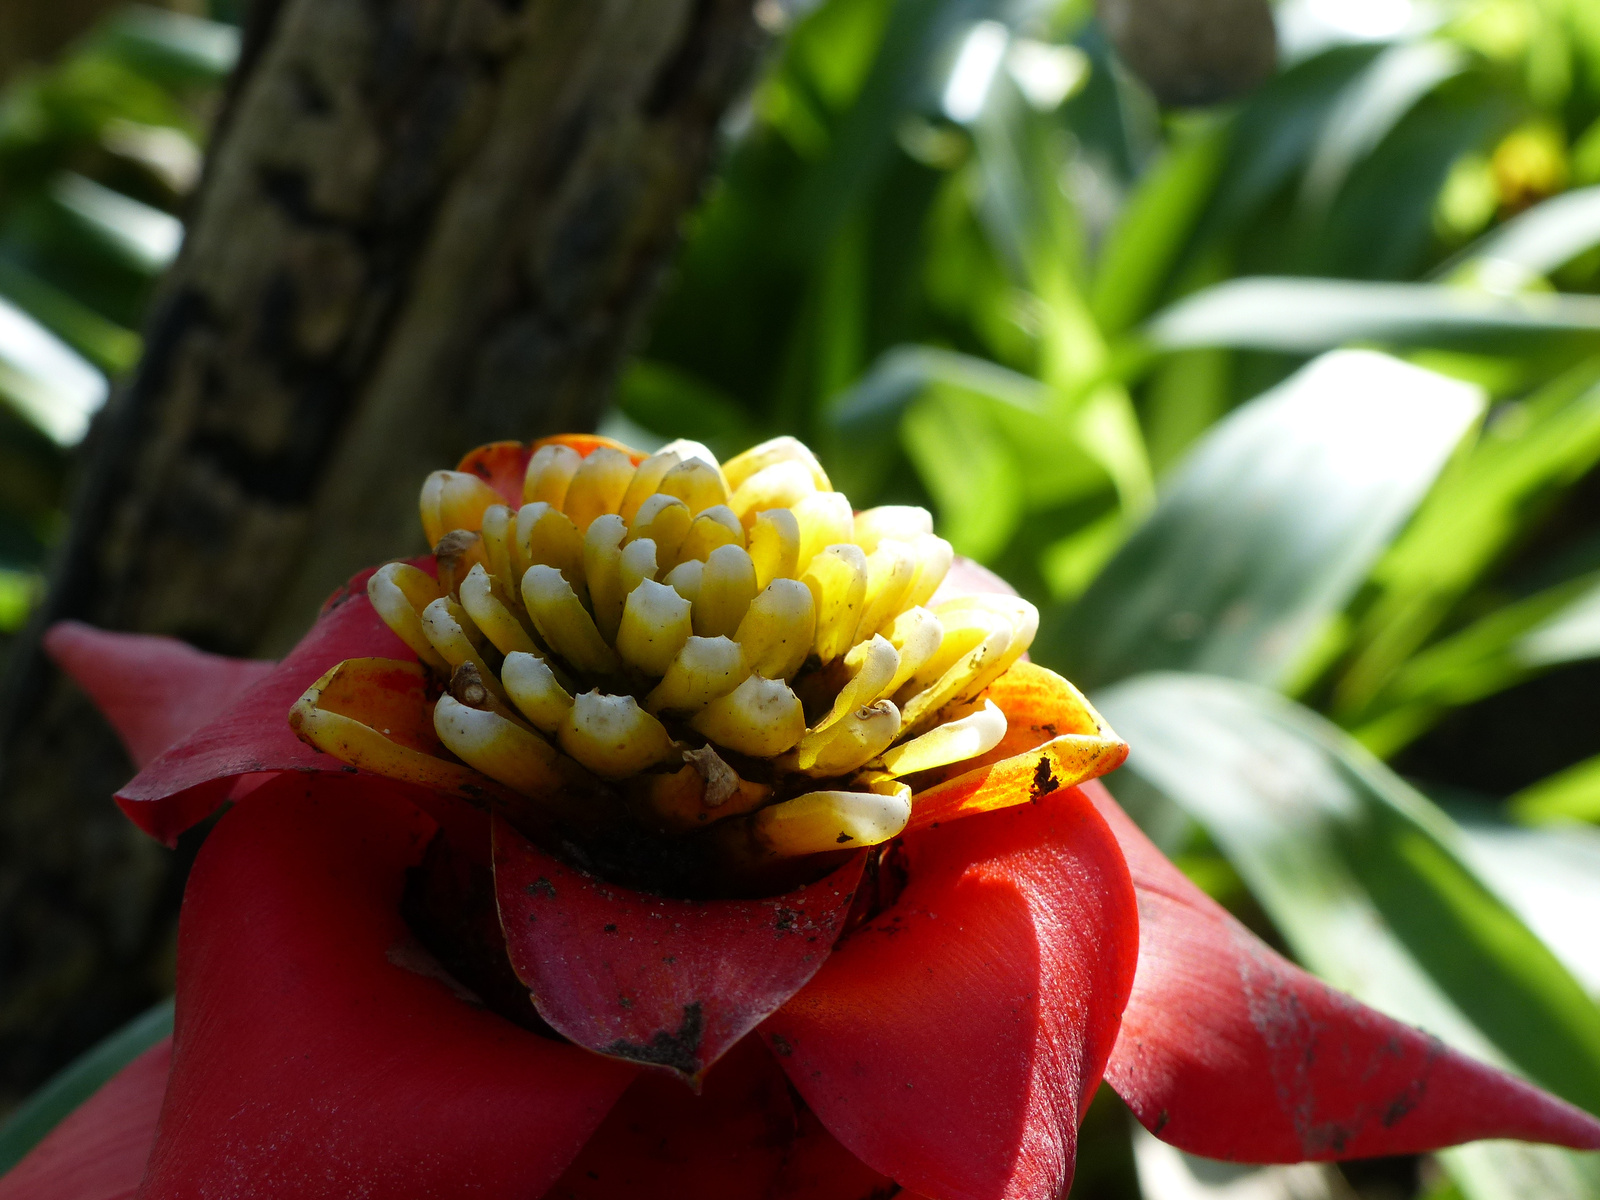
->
xmin=370 ymin=435 xmax=1037 ymax=863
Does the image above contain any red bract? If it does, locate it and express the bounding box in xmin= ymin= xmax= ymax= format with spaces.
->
xmin=20 ymin=563 xmax=1600 ymax=1200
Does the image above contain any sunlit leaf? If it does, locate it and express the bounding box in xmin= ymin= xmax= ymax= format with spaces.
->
xmin=1046 ymin=350 xmax=1483 ymax=690
xmin=1510 ymin=755 xmax=1600 ymax=826
xmin=1348 ymin=571 xmax=1600 ymax=756
xmin=1146 ymin=277 xmax=1600 ymax=354
xmin=1453 ymin=185 xmax=1600 ymax=281
xmin=1334 ymin=357 xmax=1600 ymax=724
xmin=1454 ymin=814 xmax=1600 ymax=997
xmin=901 ymin=386 xmax=1024 ymax=559
xmin=0 ymin=293 xmax=108 ymax=445
xmin=0 ymin=259 xmax=141 ymax=375
xmin=49 ymin=172 xmax=183 ymax=276
xmin=96 ymin=6 xmax=240 ymax=86
xmin=1299 ymin=41 xmax=1468 ymax=215
xmin=1091 ymin=119 xmax=1230 ymax=337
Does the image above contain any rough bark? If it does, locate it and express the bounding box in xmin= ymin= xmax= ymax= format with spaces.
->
xmin=0 ymin=0 xmax=762 ymax=1104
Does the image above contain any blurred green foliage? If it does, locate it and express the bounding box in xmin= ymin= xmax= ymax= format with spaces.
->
xmin=0 ymin=4 xmax=234 ymax=631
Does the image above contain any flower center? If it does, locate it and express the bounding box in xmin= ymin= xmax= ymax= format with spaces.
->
xmin=370 ymin=434 xmax=1036 ymax=892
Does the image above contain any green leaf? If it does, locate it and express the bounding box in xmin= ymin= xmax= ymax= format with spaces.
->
xmin=1299 ymin=41 xmax=1469 ymax=216
xmin=1334 ymin=356 xmax=1600 ymax=723
xmin=1090 ymin=119 xmax=1231 ymax=337
xmin=787 ymin=0 xmax=999 ymax=252
xmin=1145 ymin=277 xmax=1600 ymax=355
xmin=96 ymin=6 xmax=240 ymax=87
xmin=0 ymin=293 xmax=109 ymax=445
xmin=0 ymin=259 xmax=141 ymax=375
xmin=1096 ymin=673 xmax=1600 ymax=1198
xmin=614 ymin=360 xmax=760 ymax=462
xmin=1451 ymin=185 xmax=1600 ymax=282
xmin=1454 ymin=813 xmax=1600 ymax=998
xmin=901 ymin=386 xmax=1024 ymax=559
xmin=1045 ymin=350 xmax=1484 ymax=690
xmin=1349 ymin=571 xmax=1600 ymax=756
xmin=1510 ymin=755 xmax=1600 ymax=825
xmin=48 ymin=173 xmax=183 ymax=277
xmin=0 ymin=998 xmax=172 ymax=1174
xmin=0 ymin=567 xmax=40 ymax=633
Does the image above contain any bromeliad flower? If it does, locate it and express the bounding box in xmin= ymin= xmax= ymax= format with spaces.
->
xmin=18 ymin=433 xmax=1600 ymax=1200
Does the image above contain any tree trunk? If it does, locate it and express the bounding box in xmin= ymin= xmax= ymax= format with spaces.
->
xmin=0 ymin=0 xmax=761 ymax=1105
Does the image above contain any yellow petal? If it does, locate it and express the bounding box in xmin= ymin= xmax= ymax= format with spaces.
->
xmin=695 ymin=544 xmax=757 ymax=638
xmin=877 ymin=698 xmax=1006 ymax=777
xmin=748 ymin=508 xmax=800 ymax=590
xmin=674 ymin=506 xmax=744 ymax=566
xmin=645 ymin=635 xmax=749 ymax=715
xmin=618 ymin=450 xmax=682 ymax=524
xmin=626 ymin=493 xmax=691 ymax=564
xmin=751 ymin=785 xmax=909 ymax=856
xmin=559 ymin=690 xmax=678 ymax=779
xmin=524 ymin=442 xmax=582 ymax=507
xmin=459 ymin=564 xmax=538 ymax=657
xmin=657 ymin=457 xmax=728 ymax=516
xmin=502 ymin=650 xmax=575 ymax=734
xmin=734 ymin=578 xmax=815 ymax=680
xmin=791 ymin=698 xmax=900 ymax=776
xmin=521 ymin=565 xmax=620 ymax=676
xmin=420 ymin=597 xmax=505 ymax=698
xmin=564 ymin=446 xmax=635 ymax=533
xmin=615 ymin=579 xmax=693 ymax=677
xmin=723 ymin=435 xmax=830 ymax=493
xmin=419 ymin=471 xmax=502 ymax=549
xmin=853 ymin=539 xmax=916 ymax=644
xmin=516 ymin=502 xmax=585 ymax=593
xmin=903 ymin=533 xmax=954 ymax=610
xmin=480 ymin=505 xmax=519 ymax=598
xmin=367 ymin=563 xmax=447 ymax=672
xmin=801 ymin=543 xmax=868 ymax=664
xmin=289 ymin=658 xmax=488 ymax=797
xmin=853 ymin=505 xmax=933 ymax=555
xmin=434 ymin=693 xmax=566 ymax=796
xmin=811 ymin=634 xmax=898 ymax=734
xmin=583 ymin=514 xmax=629 ymax=642
xmin=793 ymin=492 xmax=853 ymax=573
xmin=692 ymin=674 xmax=805 ymax=757
xmin=729 ymin=460 xmax=815 ymax=527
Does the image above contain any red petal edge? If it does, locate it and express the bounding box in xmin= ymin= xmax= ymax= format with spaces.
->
xmin=44 ymin=623 xmax=274 ymax=771
xmin=0 ymin=1039 xmax=170 ymax=1200
xmin=762 ymin=784 xmax=1140 ymax=1200
xmin=137 ymin=774 xmax=633 ymax=1200
xmin=1089 ymin=779 xmax=1600 ymax=1161
xmin=113 ymin=562 xmax=423 ymax=844
xmin=494 ymin=816 xmax=865 ymax=1081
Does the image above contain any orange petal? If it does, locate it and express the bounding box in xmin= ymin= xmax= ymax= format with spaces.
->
xmin=454 ymin=440 xmax=531 ymax=507
xmin=289 ymin=657 xmax=503 ymax=802
xmin=904 ymin=662 xmax=1127 ymax=834
xmin=530 ymin=433 xmax=647 ymax=466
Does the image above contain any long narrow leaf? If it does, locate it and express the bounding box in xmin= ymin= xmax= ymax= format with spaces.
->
xmin=1451 ymin=186 xmax=1600 ymax=281
xmin=1334 ymin=357 xmax=1600 ymax=721
xmin=1047 ymin=350 xmax=1483 ymax=689
xmin=1147 ymin=277 xmax=1600 ymax=354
